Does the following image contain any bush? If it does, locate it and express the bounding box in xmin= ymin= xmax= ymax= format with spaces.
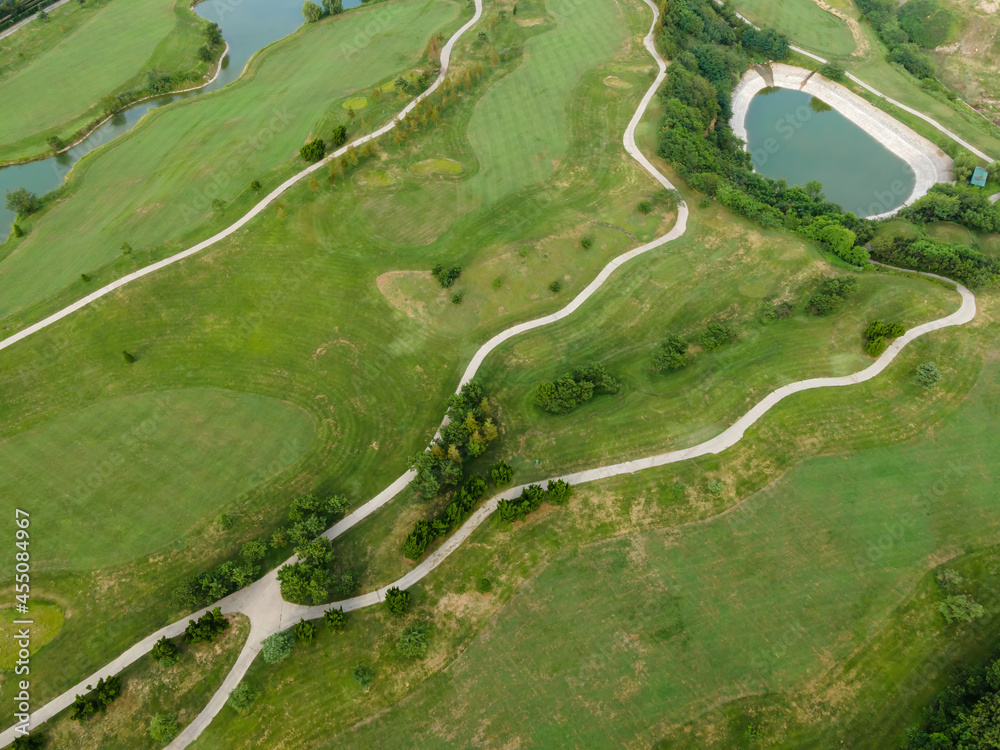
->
xmin=549 ymin=280 xmax=562 ymax=293
xmin=151 ymin=636 xmax=179 ymax=667
xmin=451 ymin=292 xmax=463 ymax=304
xmin=697 ymin=322 xmax=736 ymax=351
xmin=294 ymin=618 xmax=316 ymax=644
xmin=477 ymin=577 xmax=493 ymax=593
xmin=637 ymin=200 xmax=653 ymax=214
xmin=864 ymin=336 xmax=887 ymax=357
xmin=698 ymin=196 xmax=712 ymax=209
xmin=352 ymin=662 xmax=374 ymax=689
xmin=936 ymin=568 xmax=964 ymax=588
xmin=490 ymin=460 xmax=513 ymax=485
xmin=299 ymin=139 xmax=326 ymax=163
xmin=870 ymin=234 xmax=999 ymax=288
xmin=184 ymin=607 xmax=229 ymax=644
xmin=331 ymin=124 xmax=348 ymax=147
xmin=863 ymin=320 xmax=906 ymax=356
xmin=939 ymin=595 xmax=985 ymax=624
xmin=12 ymin=735 xmax=44 ymax=750
xmin=250 ymin=179 xmax=262 ymax=192
xmin=546 ymin=479 xmax=572 ymax=505
xmin=807 ymin=276 xmax=859 ymax=315
xmin=122 ymin=350 xmax=136 ymax=364
xmin=916 ymin=361 xmax=942 ymax=388
xmin=261 ymin=630 xmax=295 ymax=664
xmin=277 ymin=536 xmax=335 ymax=604
xmin=149 ymin=713 xmax=178 ymax=742
xmin=431 ymin=264 xmax=462 ymax=287
xmin=534 ymin=363 xmax=620 ymax=414
xmin=650 ymin=334 xmax=689 ymax=373
xmin=580 ymin=236 xmax=593 ymax=249
xmin=70 ymin=676 xmax=122 ymax=721
xmin=396 ymin=624 xmax=429 ymax=658
xmin=5 ymin=187 xmax=41 ymax=217
xmin=384 ymin=586 xmax=410 ymax=615
xmin=80 ymin=273 xmax=90 ymax=282
xmin=12 ymin=223 xmax=24 ymax=238
xmin=302 ymin=0 xmax=323 ymax=22
xmin=227 ymin=683 xmax=256 ymax=713
xmin=820 ymin=62 xmax=846 ymax=81
xmin=324 ymin=606 xmax=346 ymax=632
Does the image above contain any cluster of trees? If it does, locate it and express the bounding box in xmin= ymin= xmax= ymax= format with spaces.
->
xmin=497 ymin=479 xmax=572 ymax=523
xmin=408 ymin=381 xmax=499 ymax=498
xmin=863 ymin=319 xmax=906 ymax=357
xmin=869 ymin=235 xmax=1000 ymax=288
xmin=184 ymin=607 xmax=230 ymax=643
xmin=197 ymin=21 xmax=225 ymax=65
xmin=11 ymin=734 xmax=44 ymax=750
xmin=650 ymin=334 xmax=689 ymax=373
xmin=151 ymin=635 xmax=180 ymax=667
xmin=655 ymin=0 xmax=877 ymax=257
xmin=5 ymin=188 xmax=41 ymax=219
xmin=901 ymin=183 xmax=1000 ymax=234
xmin=533 ymin=363 xmax=621 ymax=414
xmin=402 ymin=474 xmax=489 ymax=559
xmin=300 ymin=138 xmax=326 ymax=163
xmin=173 ymin=493 xmax=348 ymax=610
xmin=741 ymin=27 xmax=789 ymax=59
xmin=302 ymin=0 xmax=343 ymax=23
xmin=431 ymin=264 xmax=462 ymax=287
xmin=697 ymin=321 xmax=736 ymax=351
xmin=70 ymin=676 xmax=122 ymax=721
xmin=807 ymin=276 xmax=859 ymax=316
xmin=855 ymin=0 xmax=939 ymax=79
xmin=277 ymin=536 xmax=335 ymax=604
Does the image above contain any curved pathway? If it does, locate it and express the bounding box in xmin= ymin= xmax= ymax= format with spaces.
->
xmin=0 ymin=0 xmax=981 ymax=747
xmin=0 ymin=0 xmax=71 ymax=41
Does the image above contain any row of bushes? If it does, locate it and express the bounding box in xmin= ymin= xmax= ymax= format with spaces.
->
xmin=869 ymin=235 xmax=1000 ymax=288
xmin=408 ymin=380 xmax=500 ymax=498
xmin=534 ymin=363 xmax=620 ymax=414
xmin=900 ymin=183 xmax=1000 ymax=235
xmin=497 ymin=480 xmax=572 ymax=523
xmin=863 ymin=319 xmax=907 ymax=357
xmin=401 ymin=473 xmax=493 ymax=559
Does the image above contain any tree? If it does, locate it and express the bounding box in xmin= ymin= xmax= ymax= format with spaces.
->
xmin=650 ymin=334 xmax=689 ymax=373
xmin=227 ymin=683 xmax=256 ymax=713
xmin=820 ymin=62 xmax=846 ymax=81
xmin=324 ymin=606 xmax=346 ymax=632
xmin=331 ymin=124 xmax=348 ymax=148
xmin=151 ymin=636 xmax=179 ymax=667
xmin=149 ymin=713 xmax=179 ymax=742
xmin=294 ymin=618 xmax=316 ymax=644
xmin=211 ymin=198 xmax=226 ymax=213
xmin=580 ymin=236 xmax=593 ymax=249
xmin=184 ymin=607 xmax=229 ymax=643
xmin=5 ymin=188 xmax=40 ymax=218
xmin=407 ymin=452 xmax=441 ymax=497
xmin=261 ymin=630 xmax=295 ymax=664
xmin=546 ymin=479 xmax=572 ymax=505
xmin=122 ymin=350 xmax=136 ymax=364
xmin=241 ymin=539 xmax=267 ymax=563
xmin=205 ymin=21 xmax=223 ymax=45
xmin=302 ymin=0 xmax=323 ymax=22
xmin=491 ymin=460 xmax=513 ymax=485
xmin=12 ymin=734 xmax=44 ymax=749
xmin=323 ymin=0 xmax=344 ymax=13
xmin=12 ymin=224 xmax=23 ymax=238
xmin=939 ymin=595 xmax=985 ymax=624
xmin=250 ymin=179 xmax=262 ymax=192
xmin=352 ymin=662 xmax=374 ymax=689
xmin=384 ymin=586 xmax=410 ymax=615
xmin=300 ymin=139 xmax=326 ymax=163
xmin=697 ymin=322 xmax=735 ymax=351
xmin=916 ymin=361 xmax=942 ymax=388
xmin=198 ymin=45 xmax=213 ymax=63
xmin=47 ymin=135 xmax=63 ymax=151
xmin=954 ymin=150 xmax=979 ymax=184
xmin=396 ymin=623 xmax=429 ymax=658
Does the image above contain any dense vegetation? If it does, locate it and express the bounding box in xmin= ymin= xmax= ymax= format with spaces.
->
xmin=870 ymin=235 xmax=1000 ymax=288
xmin=655 ymin=0 xmax=876 ymax=264
xmin=807 ymin=276 xmax=859 ymax=316
xmin=69 ymin=675 xmax=122 ymax=721
xmin=496 ymin=480 xmax=572 ymax=524
xmin=184 ymin=607 xmax=230 ymax=644
xmin=862 ymin=319 xmax=907 ymax=356
xmin=900 ymin=184 xmax=1000 ymax=234
xmin=855 ymin=0 xmax=941 ymax=79
xmin=533 ymin=363 xmax=620 ymax=414
xmin=407 ymin=381 xmax=499 ymax=498
xmin=401 ymin=474 xmax=489 ymax=559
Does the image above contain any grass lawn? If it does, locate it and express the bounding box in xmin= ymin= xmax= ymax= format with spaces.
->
xmin=37 ymin=614 xmax=249 ymax=749
xmin=0 ymin=602 xmax=63 ymax=670
xmin=194 ymin=287 xmax=998 ymax=748
xmin=729 ymin=0 xmax=856 ymax=58
xmin=0 ymin=0 xmax=210 ymax=162
xmin=0 ymin=0 xmax=667 ymax=719
xmin=0 ymin=0 xmax=463 ymax=328
xmin=0 ymin=387 xmax=316 ymax=571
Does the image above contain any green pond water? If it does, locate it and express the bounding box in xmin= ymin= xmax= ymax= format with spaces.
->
xmin=743 ymin=87 xmax=916 ymax=217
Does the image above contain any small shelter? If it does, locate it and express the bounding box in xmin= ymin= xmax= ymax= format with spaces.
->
xmin=971 ymin=166 xmax=988 ymax=187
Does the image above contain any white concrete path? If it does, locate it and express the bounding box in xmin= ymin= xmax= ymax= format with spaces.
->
xmin=0 ymin=0 xmax=981 ymax=747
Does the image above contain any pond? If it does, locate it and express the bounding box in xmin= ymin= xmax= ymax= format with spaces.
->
xmin=742 ymin=87 xmax=916 ymax=218
xmin=0 ymin=0 xmax=359 ymax=231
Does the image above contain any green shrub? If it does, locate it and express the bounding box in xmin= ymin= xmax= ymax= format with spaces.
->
xmin=294 ymin=618 xmax=316 ymax=644
xmin=451 ymin=292 xmax=463 ymax=304
xmin=12 ymin=223 xmax=23 ymax=238
xmin=807 ymin=277 xmax=859 ymax=316
xmin=580 ymin=236 xmax=593 ymax=249
xmin=939 ymin=595 xmax=985 ymax=624
xmin=250 ymin=179 xmax=262 ymax=192
xmin=384 ymin=586 xmax=410 ymax=615
xmin=637 ymin=200 xmax=653 ymax=214
xmin=534 ymin=363 xmax=620 ymax=414
xmin=698 ymin=196 xmax=712 ymax=209
xmin=122 ymin=350 xmax=136 ymax=364
xmin=936 ymin=568 xmax=964 ymax=588
xmin=697 ymin=322 xmax=736 ymax=351
xmin=916 ymin=361 xmax=942 ymax=388
xmin=184 ymin=607 xmax=229 ymax=644
xmin=261 ymin=630 xmax=295 ymax=664
xmin=151 ymin=636 xmax=179 ymax=667
xmin=149 ymin=713 xmax=178 ymax=742
xmin=549 ymin=280 xmax=562 ymax=293
xmin=650 ymin=334 xmax=689 ymax=373
xmin=898 ymin=0 xmax=955 ymax=48
xmin=299 ymin=138 xmax=326 ymax=163
xmin=324 ymin=606 xmax=346 ymax=632
xmin=477 ymin=577 xmax=493 ymax=593
xmin=431 ymin=264 xmax=462 ymax=287
xmin=820 ymin=62 xmax=845 ymax=80
xmin=863 ymin=320 xmax=905 ymax=356
xmin=80 ymin=273 xmax=90 ymax=282
xmin=227 ymin=683 xmax=257 ymax=714
xmin=396 ymin=624 xmax=429 ymax=658
xmin=352 ymin=662 xmax=374 ymax=689
xmin=490 ymin=460 xmax=513 ymax=485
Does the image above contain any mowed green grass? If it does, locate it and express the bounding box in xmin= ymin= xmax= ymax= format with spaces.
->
xmin=0 ymin=603 xmax=63 ymax=669
xmin=0 ymin=0 xmax=205 ymax=161
xmin=729 ymin=0 xmax=855 ymax=58
xmin=0 ymin=0 xmax=460 ymax=325
xmin=0 ymin=388 xmax=315 ymax=571
xmin=197 ymin=298 xmax=997 ymax=748
xmin=464 ymin=0 xmax=628 ymax=202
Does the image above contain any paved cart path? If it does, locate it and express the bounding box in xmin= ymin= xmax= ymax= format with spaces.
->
xmin=0 ymin=0 xmax=980 ymax=746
